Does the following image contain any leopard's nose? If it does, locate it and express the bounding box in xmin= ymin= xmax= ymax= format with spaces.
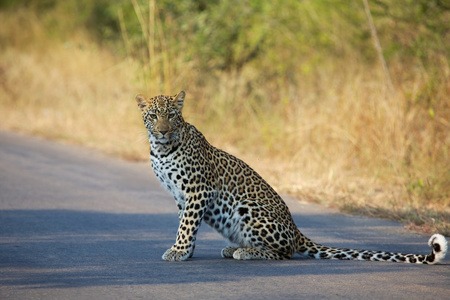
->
xmin=160 ymin=130 xmax=168 ymax=135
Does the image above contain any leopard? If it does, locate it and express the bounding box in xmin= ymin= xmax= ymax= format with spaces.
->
xmin=135 ymin=90 xmax=448 ymax=263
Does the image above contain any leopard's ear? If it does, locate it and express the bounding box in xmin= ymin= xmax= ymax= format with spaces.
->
xmin=172 ymin=90 xmax=185 ymax=111
xmin=135 ymin=94 xmax=149 ymax=111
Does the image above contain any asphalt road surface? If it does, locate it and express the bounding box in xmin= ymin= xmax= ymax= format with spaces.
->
xmin=0 ymin=130 xmax=448 ymax=300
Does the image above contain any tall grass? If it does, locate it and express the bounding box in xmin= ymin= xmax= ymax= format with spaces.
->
xmin=0 ymin=2 xmax=448 ymax=234
xmin=0 ymin=8 xmax=146 ymax=158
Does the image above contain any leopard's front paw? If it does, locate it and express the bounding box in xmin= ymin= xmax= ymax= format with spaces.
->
xmin=162 ymin=248 xmax=191 ymax=261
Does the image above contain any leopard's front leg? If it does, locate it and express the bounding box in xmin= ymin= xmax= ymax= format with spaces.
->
xmin=175 ymin=202 xmax=184 ymax=221
xmin=163 ymin=193 xmax=211 ymax=261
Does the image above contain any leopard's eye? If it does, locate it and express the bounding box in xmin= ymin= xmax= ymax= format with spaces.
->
xmin=168 ymin=113 xmax=176 ymax=119
xmin=149 ymin=113 xmax=157 ymax=120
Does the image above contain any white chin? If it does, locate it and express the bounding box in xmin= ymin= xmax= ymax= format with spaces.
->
xmin=149 ymin=135 xmax=169 ymax=144
xmin=156 ymin=138 xmax=170 ymax=144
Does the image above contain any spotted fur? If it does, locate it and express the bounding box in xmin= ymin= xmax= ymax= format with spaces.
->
xmin=136 ymin=91 xmax=448 ymax=263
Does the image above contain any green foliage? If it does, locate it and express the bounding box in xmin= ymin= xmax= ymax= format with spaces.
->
xmin=371 ymin=0 xmax=450 ymax=64
xmin=4 ymin=0 xmax=448 ymax=77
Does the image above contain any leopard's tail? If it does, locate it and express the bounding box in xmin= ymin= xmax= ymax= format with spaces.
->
xmin=296 ymin=234 xmax=447 ymax=264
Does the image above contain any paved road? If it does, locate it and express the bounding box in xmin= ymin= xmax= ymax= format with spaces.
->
xmin=0 ymin=130 xmax=448 ymax=299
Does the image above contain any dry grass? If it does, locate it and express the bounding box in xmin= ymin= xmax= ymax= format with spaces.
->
xmin=0 ymin=46 xmax=145 ymax=158
xmin=1 ymin=8 xmax=448 ymax=235
xmin=0 ymin=9 xmax=147 ymax=158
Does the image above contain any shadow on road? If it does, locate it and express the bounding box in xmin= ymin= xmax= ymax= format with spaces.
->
xmin=1 ymin=209 xmax=432 ymax=289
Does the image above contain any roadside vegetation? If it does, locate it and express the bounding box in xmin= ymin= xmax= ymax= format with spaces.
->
xmin=1 ymin=0 xmax=448 ymax=235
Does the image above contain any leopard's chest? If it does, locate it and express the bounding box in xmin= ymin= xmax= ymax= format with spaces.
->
xmin=151 ymin=156 xmax=187 ymax=206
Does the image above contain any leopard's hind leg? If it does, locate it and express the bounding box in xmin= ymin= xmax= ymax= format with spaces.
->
xmin=224 ymin=247 xmax=288 ymax=260
xmin=220 ymin=201 xmax=298 ymax=260
xmin=221 ymin=247 xmax=239 ymax=258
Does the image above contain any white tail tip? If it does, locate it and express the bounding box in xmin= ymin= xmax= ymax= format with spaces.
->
xmin=428 ymin=234 xmax=448 ymax=263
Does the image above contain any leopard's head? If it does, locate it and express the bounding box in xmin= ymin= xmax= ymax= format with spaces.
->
xmin=136 ymin=90 xmax=185 ymax=144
